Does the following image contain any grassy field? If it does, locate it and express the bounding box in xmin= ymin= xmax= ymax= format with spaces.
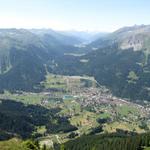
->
xmin=0 ymin=91 xmax=47 ymax=104
xmin=41 ymin=74 xmax=68 ymax=90
xmin=116 ymin=104 xmax=138 ymax=117
xmin=104 ymin=121 xmax=145 ymax=133
xmin=41 ymin=73 xmax=97 ymax=92
xmin=0 ymin=138 xmax=27 ymax=150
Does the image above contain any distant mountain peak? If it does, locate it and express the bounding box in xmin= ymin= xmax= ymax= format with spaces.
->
xmin=91 ymin=24 xmax=150 ymax=51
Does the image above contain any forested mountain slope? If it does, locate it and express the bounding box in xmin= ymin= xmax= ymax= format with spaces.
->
xmin=0 ymin=29 xmax=81 ymax=92
xmin=60 ymin=132 xmax=150 ymax=150
xmin=1 ymin=26 xmax=150 ymax=102
xmin=51 ymin=25 xmax=150 ymax=101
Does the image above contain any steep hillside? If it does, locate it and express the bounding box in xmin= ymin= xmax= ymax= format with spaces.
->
xmin=60 ymin=133 xmax=150 ymax=150
xmin=0 ymin=29 xmax=80 ymax=92
xmin=91 ymin=25 xmax=150 ymax=51
xmin=50 ymin=45 xmax=150 ymax=101
xmin=51 ymin=25 xmax=150 ymax=101
xmin=30 ymin=29 xmax=82 ymax=46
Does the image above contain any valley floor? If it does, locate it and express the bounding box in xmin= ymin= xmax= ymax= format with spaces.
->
xmin=1 ymin=74 xmax=150 ymax=149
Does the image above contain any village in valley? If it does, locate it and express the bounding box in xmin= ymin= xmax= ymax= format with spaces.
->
xmin=1 ymin=73 xmax=150 ymax=147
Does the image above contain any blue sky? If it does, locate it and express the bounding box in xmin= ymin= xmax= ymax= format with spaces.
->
xmin=0 ymin=0 xmax=150 ymax=31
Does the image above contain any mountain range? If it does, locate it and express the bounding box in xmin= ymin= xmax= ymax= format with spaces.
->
xmin=1 ymin=25 xmax=150 ymax=101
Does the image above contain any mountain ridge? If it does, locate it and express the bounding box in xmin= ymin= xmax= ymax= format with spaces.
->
xmin=1 ymin=25 xmax=150 ymax=101
xmin=91 ymin=24 xmax=150 ymax=51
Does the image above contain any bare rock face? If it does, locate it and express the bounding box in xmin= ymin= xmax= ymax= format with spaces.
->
xmin=119 ymin=34 xmax=144 ymax=51
xmin=115 ymin=25 xmax=150 ymax=51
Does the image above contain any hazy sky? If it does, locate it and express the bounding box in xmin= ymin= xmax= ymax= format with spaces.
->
xmin=0 ymin=0 xmax=150 ymax=31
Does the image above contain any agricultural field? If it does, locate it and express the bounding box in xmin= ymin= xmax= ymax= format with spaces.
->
xmin=0 ymin=139 xmax=25 ymax=150
xmin=0 ymin=91 xmax=46 ymax=104
xmin=0 ymin=138 xmax=38 ymax=150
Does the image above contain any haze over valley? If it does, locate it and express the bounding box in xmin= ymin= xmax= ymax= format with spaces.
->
xmin=1 ymin=1 xmax=150 ymax=150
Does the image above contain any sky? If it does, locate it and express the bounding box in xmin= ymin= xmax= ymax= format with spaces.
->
xmin=0 ymin=0 xmax=150 ymax=32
